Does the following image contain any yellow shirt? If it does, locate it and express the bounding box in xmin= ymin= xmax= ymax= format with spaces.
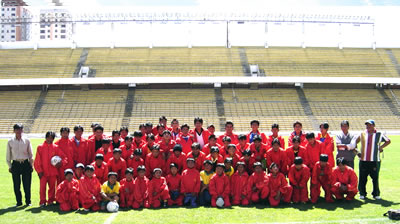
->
xmin=224 ymin=166 xmax=234 ymax=177
xmin=200 ymin=170 xmax=215 ymax=185
xmin=101 ymin=181 xmax=120 ymax=195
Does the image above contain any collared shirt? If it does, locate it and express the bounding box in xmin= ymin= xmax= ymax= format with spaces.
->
xmin=6 ymin=136 xmax=33 ymax=168
xmin=359 ymin=130 xmax=389 ymax=162
xmin=200 ymin=170 xmax=215 ymax=185
xmin=336 ymin=131 xmax=357 ymax=161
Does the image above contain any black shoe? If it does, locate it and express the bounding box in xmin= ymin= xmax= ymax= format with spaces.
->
xmin=16 ymin=202 xmax=23 ymax=207
xmin=163 ymin=201 xmax=168 ymax=208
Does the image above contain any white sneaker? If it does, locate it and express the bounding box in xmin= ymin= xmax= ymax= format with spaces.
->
xmin=359 ymin=195 xmax=366 ymax=200
xmin=83 ymin=208 xmax=90 ymax=212
xmin=374 ymin=196 xmax=382 ymax=200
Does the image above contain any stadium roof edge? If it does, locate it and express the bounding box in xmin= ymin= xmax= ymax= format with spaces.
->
xmin=0 ymin=76 xmax=399 ymax=87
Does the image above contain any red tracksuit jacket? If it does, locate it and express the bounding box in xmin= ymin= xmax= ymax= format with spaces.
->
xmin=206 ymin=154 xmax=224 ymax=165
xmin=209 ymin=173 xmax=230 ymax=197
xmin=266 ymin=135 xmax=285 ymax=149
xmin=120 ymin=177 xmax=135 ymax=207
xmin=107 ymin=158 xmax=127 ymax=181
xmin=186 ymin=151 xmax=206 ymax=171
xmin=157 ymin=139 xmax=176 ymax=157
xmin=79 ymin=175 xmax=101 ymax=204
xmin=247 ymin=171 xmax=268 ymax=195
xmin=224 ymin=153 xmax=241 ymax=168
xmin=134 ymin=176 xmax=149 ymax=204
xmin=56 ymin=178 xmax=79 ymax=201
xmin=240 ymin=156 xmax=256 ymax=175
xmin=69 ymin=137 xmax=90 ymax=166
xmin=180 ymin=168 xmax=201 ymax=194
xmin=55 ymin=138 xmax=74 ymax=170
xmin=267 ymin=172 xmax=290 ymax=198
xmin=145 ymin=154 xmax=166 ymax=177
xmin=166 ymin=152 xmax=187 ymax=174
xmin=97 ymin=146 xmax=114 ymax=164
xmin=312 ymin=161 xmax=332 ymax=185
xmin=91 ymin=161 xmax=109 ymax=184
xmin=288 ymin=164 xmax=310 ymax=188
xmin=230 ymin=171 xmax=249 ymax=198
xmin=202 ymin=143 xmax=222 ymax=156
xmin=190 ymin=128 xmax=211 ymax=147
xmin=288 ymin=132 xmax=308 ymax=147
xmin=236 ymin=143 xmax=251 ymax=157
xmin=166 ymin=174 xmax=182 ymax=192
xmin=127 ymin=158 xmax=145 ymax=178
xmin=34 ymin=142 xmax=67 ymax=177
xmin=247 ymin=131 xmax=267 ymax=144
xmin=120 ymin=144 xmax=134 ymax=161
xmin=305 ymin=141 xmax=325 ymax=170
xmin=316 ymin=133 xmax=335 ymax=166
xmin=218 ymin=133 xmax=239 ymax=146
xmin=266 ymin=148 xmax=288 ymax=174
xmin=331 ymin=166 xmax=358 ymax=192
xmin=285 ymin=145 xmax=309 ymax=168
xmin=148 ymin=177 xmax=169 ymax=202
xmin=249 ymin=143 xmax=268 ymax=162
xmin=176 ymin=134 xmax=195 ymax=155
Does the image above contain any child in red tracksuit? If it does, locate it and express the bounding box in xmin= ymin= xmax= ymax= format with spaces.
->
xmin=145 ymin=145 xmax=166 ymax=178
xmin=209 ymin=163 xmax=231 ymax=207
xmin=127 ymin=149 xmax=145 ymax=178
xmin=166 ymin=163 xmax=184 ymax=206
xmin=266 ymin=138 xmax=288 ymax=175
xmin=247 ymin=162 xmax=269 ymax=204
xmin=133 ymin=165 xmax=150 ymax=209
xmin=34 ymin=131 xmax=68 ymax=207
xmin=225 ymin=144 xmax=241 ymax=168
xmin=181 ymin=158 xmax=201 ymax=207
xmin=166 ymin=144 xmax=187 ymax=175
xmin=56 ymin=169 xmax=79 ymax=211
xmin=230 ymin=162 xmax=249 ymax=206
xmin=120 ymin=168 xmax=135 ymax=208
xmin=74 ymin=163 xmax=84 ymax=180
xmin=267 ymin=163 xmax=293 ymax=207
xmin=97 ymin=138 xmax=113 ymax=163
xmin=55 ymin=127 xmax=74 ymax=185
xmin=79 ymin=165 xmax=101 ymax=211
xmin=311 ymin=154 xmax=333 ymax=203
xmin=241 ymin=149 xmax=256 ymax=175
xmin=149 ymin=168 xmax=170 ymax=208
xmin=331 ymin=157 xmax=358 ymax=201
xmin=91 ymin=153 xmax=108 ymax=184
xmin=107 ymin=148 xmax=127 ymax=181
xmin=288 ymin=157 xmax=310 ymax=204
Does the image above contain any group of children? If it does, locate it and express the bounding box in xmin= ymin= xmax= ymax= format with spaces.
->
xmin=33 ymin=117 xmax=359 ymax=211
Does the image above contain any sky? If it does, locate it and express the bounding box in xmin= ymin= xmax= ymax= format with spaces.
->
xmin=22 ymin=0 xmax=400 ymax=7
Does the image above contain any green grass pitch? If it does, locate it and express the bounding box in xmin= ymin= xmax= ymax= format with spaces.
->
xmin=0 ymin=137 xmax=399 ymax=224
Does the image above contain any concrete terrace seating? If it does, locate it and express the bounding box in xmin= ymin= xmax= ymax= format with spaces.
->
xmin=85 ymin=48 xmax=244 ymax=77
xmin=246 ymin=47 xmax=398 ymax=77
xmin=0 ymin=48 xmax=81 ymax=79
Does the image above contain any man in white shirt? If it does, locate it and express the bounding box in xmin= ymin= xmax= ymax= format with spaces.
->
xmin=6 ymin=124 xmax=33 ymax=207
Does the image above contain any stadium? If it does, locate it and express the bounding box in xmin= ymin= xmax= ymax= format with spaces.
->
xmin=0 ymin=0 xmax=400 ymax=223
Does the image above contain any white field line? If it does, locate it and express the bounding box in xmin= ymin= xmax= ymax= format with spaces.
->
xmin=103 ymin=212 xmax=118 ymax=224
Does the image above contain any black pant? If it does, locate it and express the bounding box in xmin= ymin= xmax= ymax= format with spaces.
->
xmin=358 ymin=161 xmax=380 ymax=197
xmin=11 ymin=160 xmax=32 ymax=205
xmin=347 ymin=160 xmax=355 ymax=169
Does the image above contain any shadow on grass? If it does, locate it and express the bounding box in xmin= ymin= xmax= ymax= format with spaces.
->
xmin=25 ymin=204 xmax=81 ymax=215
xmin=0 ymin=205 xmax=29 ymax=215
xmin=363 ymin=198 xmax=400 ymax=207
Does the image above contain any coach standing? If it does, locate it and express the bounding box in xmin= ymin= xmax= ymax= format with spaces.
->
xmin=6 ymin=124 xmax=33 ymax=206
xmin=356 ymin=120 xmax=391 ymax=200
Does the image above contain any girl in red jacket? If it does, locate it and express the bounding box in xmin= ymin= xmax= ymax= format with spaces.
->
xmin=149 ymin=168 xmax=170 ymax=208
xmin=267 ymin=163 xmax=293 ymax=207
xmin=56 ymin=169 xmax=79 ymax=211
xmin=230 ymin=162 xmax=249 ymax=206
xmin=34 ymin=131 xmax=67 ymax=207
xmin=120 ymin=168 xmax=135 ymax=208
xmin=209 ymin=163 xmax=231 ymax=207
xmin=288 ymin=157 xmax=310 ymax=204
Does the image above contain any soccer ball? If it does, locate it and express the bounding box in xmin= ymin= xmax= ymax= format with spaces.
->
xmin=216 ymin=197 xmax=224 ymax=208
xmin=107 ymin=201 xmax=119 ymax=213
xmin=50 ymin=156 xmax=61 ymax=166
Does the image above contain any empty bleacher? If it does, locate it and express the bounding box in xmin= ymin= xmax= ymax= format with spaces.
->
xmin=29 ymin=89 xmax=127 ymax=133
xmin=85 ymin=48 xmax=244 ymax=77
xmin=246 ymin=47 xmax=398 ymax=77
xmin=0 ymin=48 xmax=81 ymax=79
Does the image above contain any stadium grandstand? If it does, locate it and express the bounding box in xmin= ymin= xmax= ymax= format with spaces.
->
xmin=0 ymin=1 xmax=400 ymax=137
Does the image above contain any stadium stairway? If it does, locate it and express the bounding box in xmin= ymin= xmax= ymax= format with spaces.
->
xmin=238 ymin=48 xmax=251 ymax=76
xmin=73 ymin=48 xmax=90 ymax=78
xmin=214 ymin=88 xmax=227 ymax=131
xmin=385 ymin=49 xmax=400 ymax=75
xmin=25 ymin=90 xmax=47 ymax=133
xmin=296 ymin=87 xmax=320 ymax=130
xmin=378 ymin=88 xmax=400 ymax=117
xmin=122 ymin=88 xmax=135 ymax=127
